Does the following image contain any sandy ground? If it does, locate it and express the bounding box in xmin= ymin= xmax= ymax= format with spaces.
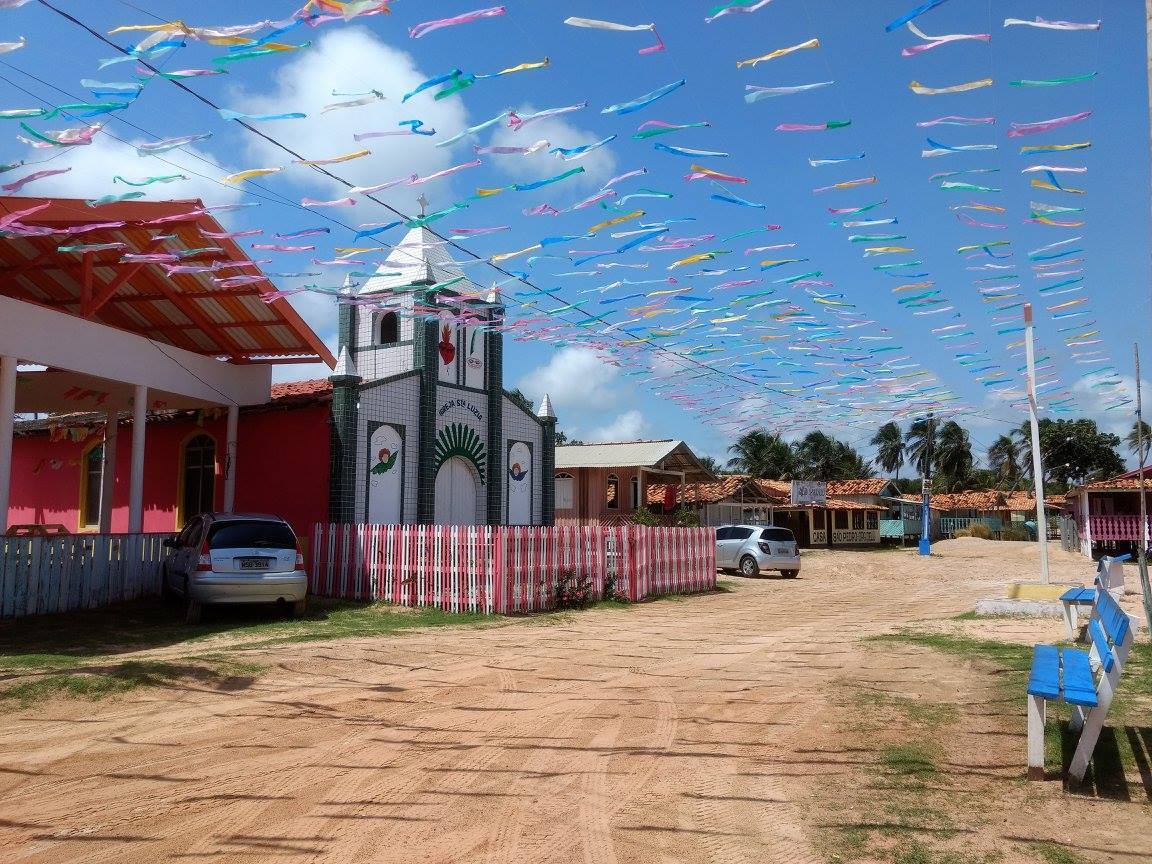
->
xmin=0 ymin=540 xmax=1148 ymax=864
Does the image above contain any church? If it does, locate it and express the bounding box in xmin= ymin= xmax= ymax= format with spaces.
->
xmin=328 ymin=225 xmax=557 ymax=527
xmin=6 ymin=222 xmax=556 ymax=535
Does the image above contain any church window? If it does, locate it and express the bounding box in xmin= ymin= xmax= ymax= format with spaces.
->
xmin=376 ymin=311 xmax=399 ymax=345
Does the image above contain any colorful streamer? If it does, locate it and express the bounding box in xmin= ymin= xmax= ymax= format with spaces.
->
xmin=909 ymin=78 xmax=993 ymax=95
xmin=601 ymin=80 xmax=686 ymax=115
xmin=409 ymin=7 xmax=507 ymax=39
xmin=737 ymin=38 xmax=820 ymax=68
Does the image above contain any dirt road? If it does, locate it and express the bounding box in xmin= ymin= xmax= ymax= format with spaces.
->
xmin=0 ymin=541 xmax=1146 ymax=863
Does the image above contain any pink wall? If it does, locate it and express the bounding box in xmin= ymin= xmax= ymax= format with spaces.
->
xmin=8 ymin=404 xmax=330 ymax=539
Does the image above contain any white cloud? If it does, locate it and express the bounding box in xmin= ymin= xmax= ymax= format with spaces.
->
xmin=19 ymin=134 xmax=241 ymax=207
xmin=1073 ymin=373 xmax=1144 ymax=438
xmin=231 ymin=27 xmax=469 ymax=210
xmin=517 ymin=346 xmax=622 ymax=412
xmin=588 ymin=410 xmax=648 ymax=443
xmin=486 ymin=104 xmax=617 ymax=188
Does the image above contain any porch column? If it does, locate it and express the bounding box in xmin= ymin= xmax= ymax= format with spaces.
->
xmin=223 ymin=403 xmax=239 ymax=511
xmin=127 ymin=384 xmax=147 ymax=533
xmin=98 ymin=411 xmax=119 ymax=533
xmin=0 ymin=355 xmax=16 ymax=533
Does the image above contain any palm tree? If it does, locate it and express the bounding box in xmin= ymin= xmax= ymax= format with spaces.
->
xmin=987 ymin=434 xmax=1022 ymax=485
xmin=933 ymin=421 xmax=973 ymax=490
xmin=794 ymin=431 xmax=844 ymax=480
xmin=870 ymin=421 xmax=905 ymax=479
xmin=727 ymin=430 xmax=795 ymax=479
xmin=835 ymin=443 xmax=876 ymax=479
xmin=905 ymin=417 xmax=936 ymax=477
xmin=1126 ymin=420 xmax=1152 ymax=458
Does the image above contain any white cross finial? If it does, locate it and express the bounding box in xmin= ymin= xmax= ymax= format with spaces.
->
xmin=417 ymin=193 xmax=430 ymax=216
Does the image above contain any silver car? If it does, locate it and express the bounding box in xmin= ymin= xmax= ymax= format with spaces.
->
xmin=162 ymin=513 xmax=308 ymax=623
xmin=715 ymin=524 xmax=801 ymax=578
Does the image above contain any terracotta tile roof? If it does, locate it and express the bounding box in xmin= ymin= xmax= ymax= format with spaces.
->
xmin=268 ymin=378 xmax=332 ymax=407
xmin=1079 ymin=475 xmax=1146 ymax=491
xmin=827 ymin=479 xmax=891 ymax=496
xmin=15 ymin=378 xmax=333 ymax=435
xmin=646 ymin=474 xmax=884 ymax=510
xmin=922 ymin=490 xmax=1058 ymax=511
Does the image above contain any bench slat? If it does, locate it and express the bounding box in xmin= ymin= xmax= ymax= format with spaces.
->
xmin=1088 ymin=619 xmax=1115 ymax=674
xmin=1097 ymin=590 xmax=1130 ymax=647
xmin=1027 ymin=644 xmax=1061 ymax=700
xmin=1062 ymin=648 xmax=1099 ymax=707
xmin=1060 ymin=587 xmax=1095 ymax=603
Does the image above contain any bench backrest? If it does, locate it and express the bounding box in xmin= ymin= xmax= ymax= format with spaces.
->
xmin=1089 ymin=587 xmax=1134 ymax=677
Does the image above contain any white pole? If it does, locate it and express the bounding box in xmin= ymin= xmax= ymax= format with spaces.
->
xmin=127 ymin=384 xmax=147 ymax=533
xmin=98 ymin=410 xmax=118 ymax=533
xmin=223 ymin=403 xmax=239 ymax=512
xmin=1024 ymin=304 xmax=1050 ymax=584
xmin=0 ymin=355 xmax=16 ymax=533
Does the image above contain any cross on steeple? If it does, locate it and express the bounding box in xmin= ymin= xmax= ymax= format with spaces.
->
xmin=417 ymin=194 xmax=429 ymax=217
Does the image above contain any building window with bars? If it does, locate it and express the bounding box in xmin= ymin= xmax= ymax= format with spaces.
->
xmin=181 ymin=434 xmax=217 ymax=526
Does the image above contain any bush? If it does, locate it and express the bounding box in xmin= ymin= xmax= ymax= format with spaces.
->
xmin=602 ymin=572 xmax=627 ymax=603
xmin=952 ymin=528 xmax=971 ymax=538
xmin=968 ymin=523 xmax=993 ymax=540
xmin=673 ymin=505 xmax=699 ymax=527
xmin=1001 ymin=526 xmax=1030 ymax=541
xmin=632 ymin=505 xmax=660 ymax=526
xmin=552 ymin=569 xmax=595 ymax=610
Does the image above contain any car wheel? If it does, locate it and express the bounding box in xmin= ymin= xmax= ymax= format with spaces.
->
xmin=292 ymin=598 xmax=308 ymax=619
xmin=183 ymin=579 xmax=202 ymax=624
xmin=739 ymin=556 xmax=759 ymax=577
xmin=781 ymin=570 xmax=799 ymax=578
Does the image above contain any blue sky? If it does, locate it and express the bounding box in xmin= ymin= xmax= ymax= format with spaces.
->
xmin=1 ymin=0 xmax=1146 ymax=468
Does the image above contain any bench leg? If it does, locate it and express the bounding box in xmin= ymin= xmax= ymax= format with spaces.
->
xmin=1062 ymin=601 xmax=1075 ymax=640
xmin=1027 ymin=694 xmax=1046 ymax=780
xmin=1070 ymin=704 xmax=1086 ymax=732
xmin=1069 ymin=708 xmax=1106 ymax=783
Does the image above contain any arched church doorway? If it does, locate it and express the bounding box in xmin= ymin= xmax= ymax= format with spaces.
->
xmin=434 ymin=456 xmax=478 ymax=525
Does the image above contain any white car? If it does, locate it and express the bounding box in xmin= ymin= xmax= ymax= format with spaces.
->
xmin=161 ymin=513 xmax=308 ymax=623
xmin=715 ymin=524 xmax=801 ymax=578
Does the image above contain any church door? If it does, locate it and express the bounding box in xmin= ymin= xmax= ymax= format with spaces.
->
xmin=434 ymin=457 xmax=478 ymax=525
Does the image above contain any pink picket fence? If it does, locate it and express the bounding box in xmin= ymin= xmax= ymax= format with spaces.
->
xmin=1087 ymin=514 xmax=1151 ymax=542
xmin=309 ymin=523 xmax=716 ymax=614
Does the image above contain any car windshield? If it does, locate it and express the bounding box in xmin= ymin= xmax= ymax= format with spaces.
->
xmin=207 ymin=521 xmax=297 ymax=550
xmin=760 ymin=528 xmax=795 ymax=542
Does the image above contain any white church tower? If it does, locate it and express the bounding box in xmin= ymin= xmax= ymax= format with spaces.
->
xmin=328 ymin=226 xmax=555 ymax=526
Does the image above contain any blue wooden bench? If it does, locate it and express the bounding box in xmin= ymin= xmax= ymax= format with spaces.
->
xmin=1027 ymin=586 xmax=1137 ymax=781
xmin=1060 ymin=554 xmax=1130 ymax=639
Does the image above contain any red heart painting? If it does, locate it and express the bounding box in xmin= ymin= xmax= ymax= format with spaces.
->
xmin=438 ymin=323 xmax=456 ymax=365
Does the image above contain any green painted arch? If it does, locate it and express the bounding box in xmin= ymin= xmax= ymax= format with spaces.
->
xmin=434 ymin=422 xmax=487 ymax=486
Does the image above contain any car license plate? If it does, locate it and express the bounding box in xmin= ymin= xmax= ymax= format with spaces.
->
xmin=238 ymin=557 xmax=270 ymax=570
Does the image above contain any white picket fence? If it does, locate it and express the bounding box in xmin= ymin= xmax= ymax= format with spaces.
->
xmin=0 ymin=533 xmax=167 ymax=619
xmin=310 ymin=523 xmax=716 ymax=614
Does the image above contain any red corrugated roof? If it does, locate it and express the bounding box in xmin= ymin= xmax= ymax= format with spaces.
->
xmin=0 ymin=197 xmax=333 ymax=366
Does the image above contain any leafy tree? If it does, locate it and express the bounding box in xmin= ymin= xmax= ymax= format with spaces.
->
xmin=697 ymin=455 xmax=724 ymax=475
xmin=793 ymin=431 xmax=875 ymax=480
xmin=727 ymin=430 xmax=796 ymax=479
xmin=933 ymin=421 xmax=973 ymax=491
xmin=555 ymin=430 xmax=584 ymax=446
xmin=987 ymin=434 xmax=1023 ymax=485
xmin=870 ymin=421 xmax=905 ymax=479
xmin=1013 ymin=418 xmax=1124 ymax=489
xmin=507 ymin=389 xmax=534 ymax=414
xmin=905 ymin=417 xmax=936 ymax=478
xmin=1126 ymin=420 xmax=1152 ymax=458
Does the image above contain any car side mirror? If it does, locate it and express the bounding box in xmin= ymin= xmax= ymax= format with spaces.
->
xmin=162 ymin=537 xmax=176 ymax=548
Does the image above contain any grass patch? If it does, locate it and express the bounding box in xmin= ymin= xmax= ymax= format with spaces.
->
xmin=852 ymin=689 xmax=959 ymax=729
xmin=881 ymin=744 xmax=940 ymax=780
xmin=867 ymin=631 xmax=1034 ymax=676
xmin=0 ymin=658 xmax=261 ymax=710
xmin=1029 ymin=843 xmax=1087 ymax=864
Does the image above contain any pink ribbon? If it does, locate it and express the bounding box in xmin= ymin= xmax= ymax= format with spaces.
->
xmin=409 ymin=6 xmax=506 ymax=38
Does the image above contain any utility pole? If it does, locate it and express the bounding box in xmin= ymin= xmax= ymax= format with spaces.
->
xmin=918 ymin=412 xmax=934 ymax=556
xmin=1134 ymin=345 xmax=1152 ymax=633
xmin=1024 ymin=303 xmax=1050 ymax=584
